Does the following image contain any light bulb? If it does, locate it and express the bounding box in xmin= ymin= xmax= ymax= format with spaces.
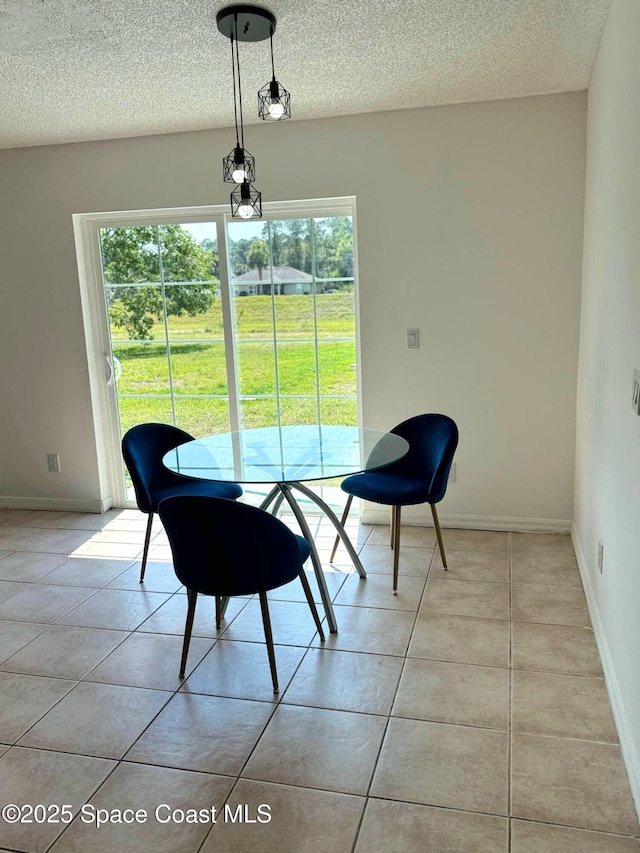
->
xmin=232 ymin=166 xmax=247 ymax=182
xmin=238 ymin=203 xmax=254 ymax=219
xmin=268 ymin=101 xmax=285 ymax=119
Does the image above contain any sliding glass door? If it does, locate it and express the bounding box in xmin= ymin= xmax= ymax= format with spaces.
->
xmin=76 ymin=200 xmax=359 ymax=506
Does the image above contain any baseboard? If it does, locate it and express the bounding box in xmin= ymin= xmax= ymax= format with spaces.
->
xmin=361 ymin=508 xmax=572 ymax=532
xmin=0 ymin=496 xmax=108 ymax=514
xmin=572 ymin=523 xmax=640 ymax=819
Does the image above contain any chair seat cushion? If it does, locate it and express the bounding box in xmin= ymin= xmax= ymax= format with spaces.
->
xmin=294 ymin=534 xmax=311 ymax=564
xmin=341 ymin=472 xmax=430 ymax=506
xmin=152 ymin=479 xmax=242 ymax=510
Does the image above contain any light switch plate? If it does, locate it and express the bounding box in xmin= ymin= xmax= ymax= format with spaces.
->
xmin=633 ymin=370 xmax=640 ymax=414
xmin=407 ymin=329 xmax=420 ymax=350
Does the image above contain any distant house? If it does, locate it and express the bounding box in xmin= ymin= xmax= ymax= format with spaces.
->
xmin=232 ymin=266 xmax=314 ymax=296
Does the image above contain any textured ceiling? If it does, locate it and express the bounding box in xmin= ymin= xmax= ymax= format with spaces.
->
xmin=0 ymin=0 xmax=612 ymax=150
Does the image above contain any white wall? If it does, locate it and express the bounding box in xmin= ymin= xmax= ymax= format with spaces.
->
xmin=574 ymin=0 xmax=640 ymax=810
xmin=0 ymin=94 xmax=586 ymax=525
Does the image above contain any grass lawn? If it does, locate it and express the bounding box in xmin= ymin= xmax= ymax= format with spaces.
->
xmin=110 ymin=291 xmax=355 ymax=341
xmin=111 ymin=293 xmax=358 ymax=436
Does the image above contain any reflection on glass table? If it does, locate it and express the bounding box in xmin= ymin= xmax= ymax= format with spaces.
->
xmin=163 ymin=425 xmax=409 ymax=633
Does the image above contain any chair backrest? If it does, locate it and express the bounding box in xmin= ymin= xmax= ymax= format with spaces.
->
xmin=158 ymin=495 xmax=304 ymax=596
xmin=390 ymin=414 xmax=458 ymax=503
xmin=122 ymin=422 xmax=196 ymax=513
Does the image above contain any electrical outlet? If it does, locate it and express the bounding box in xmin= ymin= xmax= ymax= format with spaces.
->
xmin=597 ymin=539 xmax=604 ymax=573
xmin=47 ymin=454 xmax=61 ymax=473
xmin=448 ymin=463 xmax=456 ymax=483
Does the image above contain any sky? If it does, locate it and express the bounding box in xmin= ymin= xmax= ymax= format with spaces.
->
xmin=182 ymin=220 xmax=264 ymax=245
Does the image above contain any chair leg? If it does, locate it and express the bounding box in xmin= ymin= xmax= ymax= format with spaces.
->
xmin=298 ymin=570 xmax=325 ymax=642
xmin=139 ymin=513 xmax=154 ymax=583
xmin=390 ymin=505 xmax=396 ymax=549
xmin=259 ymin=591 xmax=279 ymax=694
xmin=215 ymin=596 xmax=222 ymax=630
xmin=392 ymin=505 xmax=402 ymax=594
xmin=430 ymin=503 xmax=448 ymax=570
xmin=179 ymin=588 xmax=198 ymax=678
xmin=329 ymin=494 xmax=353 ymax=562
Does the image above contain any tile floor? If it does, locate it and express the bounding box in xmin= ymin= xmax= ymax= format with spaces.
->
xmin=0 ymin=507 xmax=638 ymax=852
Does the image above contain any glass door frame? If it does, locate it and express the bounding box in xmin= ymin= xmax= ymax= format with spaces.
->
xmin=74 ymin=197 xmax=360 ymax=509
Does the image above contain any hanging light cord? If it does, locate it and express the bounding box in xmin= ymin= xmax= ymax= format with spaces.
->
xmin=230 ymin=34 xmax=240 ymax=147
xmin=234 ymin=16 xmax=246 ymax=152
xmin=270 ymin=28 xmax=276 ymax=80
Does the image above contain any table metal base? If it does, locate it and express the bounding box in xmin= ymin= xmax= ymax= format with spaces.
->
xmin=219 ymin=483 xmax=366 ymax=635
xmin=265 ymin=483 xmax=367 ymax=634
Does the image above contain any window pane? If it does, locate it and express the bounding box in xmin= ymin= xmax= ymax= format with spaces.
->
xmin=227 ymin=220 xmax=270 ymax=285
xmin=169 ymin=343 xmax=228 ymax=396
xmin=239 ymin=398 xmax=278 ymax=430
xmin=269 ymin=218 xmax=312 ymax=274
xmin=107 ymin=285 xmax=164 ymax=343
xmin=278 ymin=398 xmax=319 ymax=426
xmin=173 ymin=398 xmax=231 ymax=437
xmin=316 ymin=290 xmax=355 ymax=340
xmin=319 ymin=398 xmax=357 ymax=426
xmin=117 ymin=397 xmax=173 ymax=437
xmin=277 ymin=343 xmax=317 ymax=395
xmin=318 ymin=341 xmax=357 ymax=396
xmin=100 ymin=227 xmax=161 ymax=285
xmin=165 ymin=286 xmax=222 ymax=342
xmin=233 ymin=294 xmax=274 ymax=341
xmin=113 ymin=342 xmax=170 ymax=395
xmin=158 ymin=223 xmax=218 ymax=283
xmin=236 ymin=342 xmax=276 ymax=396
xmin=314 ymin=216 xmax=354 ymax=279
xmin=274 ymin=292 xmax=315 ymax=339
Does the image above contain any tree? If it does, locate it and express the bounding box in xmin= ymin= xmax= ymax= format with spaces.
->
xmin=247 ymin=239 xmax=271 ymax=293
xmin=101 ymin=226 xmax=217 ymax=340
xmin=286 ymin=219 xmax=310 ymax=273
xmin=199 ymin=238 xmax=220 ymax=279
xmin=314 ymin=217 xmax=354 ymax=280
xmin=229 ymin=237 xmax=255 ymax=277
xmin=261 ymin=220 xmax=287 ymax=267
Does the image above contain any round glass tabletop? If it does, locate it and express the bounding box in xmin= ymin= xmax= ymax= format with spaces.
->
xmin=163 ymin=424 xmax=409 ymax=484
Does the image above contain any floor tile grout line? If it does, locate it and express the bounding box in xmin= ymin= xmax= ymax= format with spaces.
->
xmin=49 ymin=585 xmax=172 ymax=631
xmin=508 ymin=814 xmax=640 ymax=840
xmin=40 ymin=756 xmax=124 ymax=853
xmin=3 ymin=676 xmax=101 ymax=754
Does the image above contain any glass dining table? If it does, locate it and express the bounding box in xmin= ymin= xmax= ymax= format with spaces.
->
xmin=163 ymin=424 xmax=409 ymax=632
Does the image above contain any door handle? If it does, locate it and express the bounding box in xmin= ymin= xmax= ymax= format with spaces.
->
xmin=104 ymin=354 xmax=122 ymax=385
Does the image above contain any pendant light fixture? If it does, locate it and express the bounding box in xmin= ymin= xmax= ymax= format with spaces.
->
xmin=217 ymin=5 xmax=288 ymax=219
xmin=230 ymin=180 xmax=263 ymax=219
xmin=258 ymin=27 xmax=291 ymax=121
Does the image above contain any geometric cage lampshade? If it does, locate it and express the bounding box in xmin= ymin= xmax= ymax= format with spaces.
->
xmin=230 ymin=180 xmax=262 ymax=219
xmin=258 ymin=78 xmax=291 ymax=121
xmin=223 ymin=145 xmax=255 ymax=184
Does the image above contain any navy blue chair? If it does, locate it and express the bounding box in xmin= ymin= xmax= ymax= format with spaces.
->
xmin=330 ymin=414 xmax=458 ymax=594
xmin=122 ymin=423 xmax=243 ymax=583
xmin=158 ymin=495 xmax=325 ymax=693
